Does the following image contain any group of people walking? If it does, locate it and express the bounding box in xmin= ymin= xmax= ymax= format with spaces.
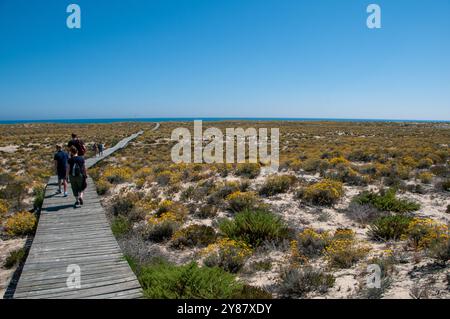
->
xmin=54 ymin=133 xmax=103 ymax=208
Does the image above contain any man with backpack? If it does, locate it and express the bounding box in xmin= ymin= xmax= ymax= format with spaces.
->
xmin=68 ymin=146 xmax=87 ymax=208
xmin=54 ymin=144 xmax=68 ymax=197
xmin=68 ymin=133 xmax=87 ymax=157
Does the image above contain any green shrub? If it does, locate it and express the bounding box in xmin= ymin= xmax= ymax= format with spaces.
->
xmin=195 ymin=204 xmax=218 ymax=219
xmin=4 ymin=211 xmax=37 ymax=237
xmin=0 ymin=199 xmax=9 ymax=218
xmin=428 ymin=238 xmax=450 ymax=263
xmin=368 ymin=215 xmax=414 ymax=241
xmin=353 ymin=189 xmax=420 ymax=213
xmin=295 ymin=228 xmax=331 ymax=258
xmin=110 ymin=192 xmax=140 ymax=216
xmin=259 ymin=175 xmax=296 ymax=197
xmin=300 ymin=179 xmax=344 ymax=206
xmin=226 ymin=191 xmax=260 ymax=213
xmin=219 ymin=209 xmax=289 ymax=247
xmin=111 ymin=215 xmax=131 ymax=237
xmin=138 ymin=261 xmax=243 ymax=299
xmin=322 ymin=229 xmax=370 ymax=268
xmin=278 ymin=266 xmax=335 ymax=298
xmin=202 ymin=238 xmax=252 ymax=273
xmin=235 ymin=163 xmax=261 ymax=179
xmin=301 ymin=159 xmax=329 ymax=173
xmin=232 ymin=285 xmax=272 ymax=299
xmin=103 ymin=167 xmax=133 ymax=184
xmin=32 ymin=185 xmax=45 ymax=211
xmin=171 ymin=225 xmax=217 ymax=249
xmin=96 ymin=179 xmax=112 ymax=195
xmin=145 ymin=220 xmax=179 ymax=243
xmin=3 ymin=248 xmax=26 ymax=269
xmin=438 ymin=179 xmax=450 ymax=192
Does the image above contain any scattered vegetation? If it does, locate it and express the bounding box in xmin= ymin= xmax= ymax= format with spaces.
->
xmin=219 ymin=209 xmax=289 ymax=247
xmin=171 ymin=224 xmax=217 ymax=249
xmin=3 ymin=248 xmax=26 ymax=269
xmin=278 ymin=266 xmax=335 ymax=298
xmin=259 ymin=175 xmax=296 ymax=196
xmin=353 ymin=188 xmax=420 ymax=213
xmin=368 ymin=215 xmax=414 ymax=241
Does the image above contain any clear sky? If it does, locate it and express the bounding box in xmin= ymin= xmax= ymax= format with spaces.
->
xmin=1 ymin=0 xmax=449 ymax=121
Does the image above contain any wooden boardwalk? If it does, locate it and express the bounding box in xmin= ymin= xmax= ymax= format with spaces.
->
xmin=12 ymin=131 xmax=144 ymax=299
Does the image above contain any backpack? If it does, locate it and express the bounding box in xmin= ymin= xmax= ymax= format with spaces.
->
xmin=74 ymin=140 xmax=87 ymax=156
xmin=72 ymin=162 xmax=82 ymax=177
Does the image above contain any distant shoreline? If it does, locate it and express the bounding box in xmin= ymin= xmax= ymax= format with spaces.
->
xmin=1 ymin=117 xmax=449 ymax=125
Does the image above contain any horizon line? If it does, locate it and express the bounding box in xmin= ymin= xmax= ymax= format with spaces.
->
xmin=1 ymin=116 xmax=450 ymax=124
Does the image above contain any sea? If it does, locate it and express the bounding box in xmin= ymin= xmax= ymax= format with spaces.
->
xmin=0 ymin=118 xmax=449 ymax=125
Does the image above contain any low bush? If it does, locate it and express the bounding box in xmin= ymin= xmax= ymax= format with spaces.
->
xmin=325 ymin=229 xmax=370 ymax=268
xmin=437 ymin=179 xmax=450 ymax=192
xmin=353 ymin=188 xmax=420 ymax=213
xmin=226 ymin=191 xmax=260 ymax=213
xmin=402 ymin=218 xmax=449 ymax=250
xmin=428 ymin=238 xmax=450 ymax=263
xmin=103 ymin=167 xmax=133 ymax=184
xmin=417 ymin=158 xmax=433 ymax=169
xmin=171 ymin=225 xmax=217 ymax=249
xmin=235 ymin=163 xmax=261 ymax=179
xmin=111 ymin=215 xmax=131 ymax=237
xmin=138 ymin=261 xmax=243 ymax=298
xmin=259 ymin=175 xmax=296 ymax=197
xmin=431 ymin=165 xmax=449 ymax=177
xmin=299 ymin=179 xmax=344 ymax=206
xmin=110 ymin=192 xmax=140 ymax=216
xmin=4 ymin=211 xmax=37 ymax=237
xmin=232 ymin=285 xmax=272 ymax=299
xmin=368 ymin=215 xmax=414 ymax=241
xmin=96 ymin=179 xmax=112 ymax=195
xmin=207 ymin=181 xmax=241 ymax=205
xmin=3 ymin=248 xmax=26 ymax=269
xmin=417 ymin=172 xmax=433 ymax=184
xmin=0 ymin=199 xmax=9 ymax=218
xmin=324 ymin=166 xmax=369 ymax=186
xmin=195 ymin=204 xmax=218 ymax=219
xmin=344 ymin=202 xmax=385 ymax=225
xmin=203 ymin=238 xmax=252 ymax=273
xmin=155 ymin=170 xmax=181 ymax=186
xmin=278 ymin=266 xmax=335 ymax=298
xmin=155 ymin=200 xmax=187 ymax=222
xmin=294 ymin=228 xmax=331 ymax=258
xmin=144 ymin=219 xmax=179 ymax=243
xmin=301 ymin=158 xmax=329 ymax=173
xmin=219 ymin=209 xmax=289 ymax=247
xmin=32 ymin=185 xmax=45 ymax=211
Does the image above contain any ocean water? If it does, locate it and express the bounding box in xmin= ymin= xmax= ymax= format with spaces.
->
xmin=0 ymin=117 xmax=449 ymax=125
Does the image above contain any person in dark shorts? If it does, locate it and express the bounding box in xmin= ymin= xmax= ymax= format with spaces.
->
xmin=68 ymin=146 xmax=88 ymax=207
xmin=54 ymin=145 xmax=68 ymax=197
xmin=98 ymin=142 xmax=104 ymax=156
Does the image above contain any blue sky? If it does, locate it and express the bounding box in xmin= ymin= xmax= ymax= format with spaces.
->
xmin=0 ymin=0 xmax=449 ymax=121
